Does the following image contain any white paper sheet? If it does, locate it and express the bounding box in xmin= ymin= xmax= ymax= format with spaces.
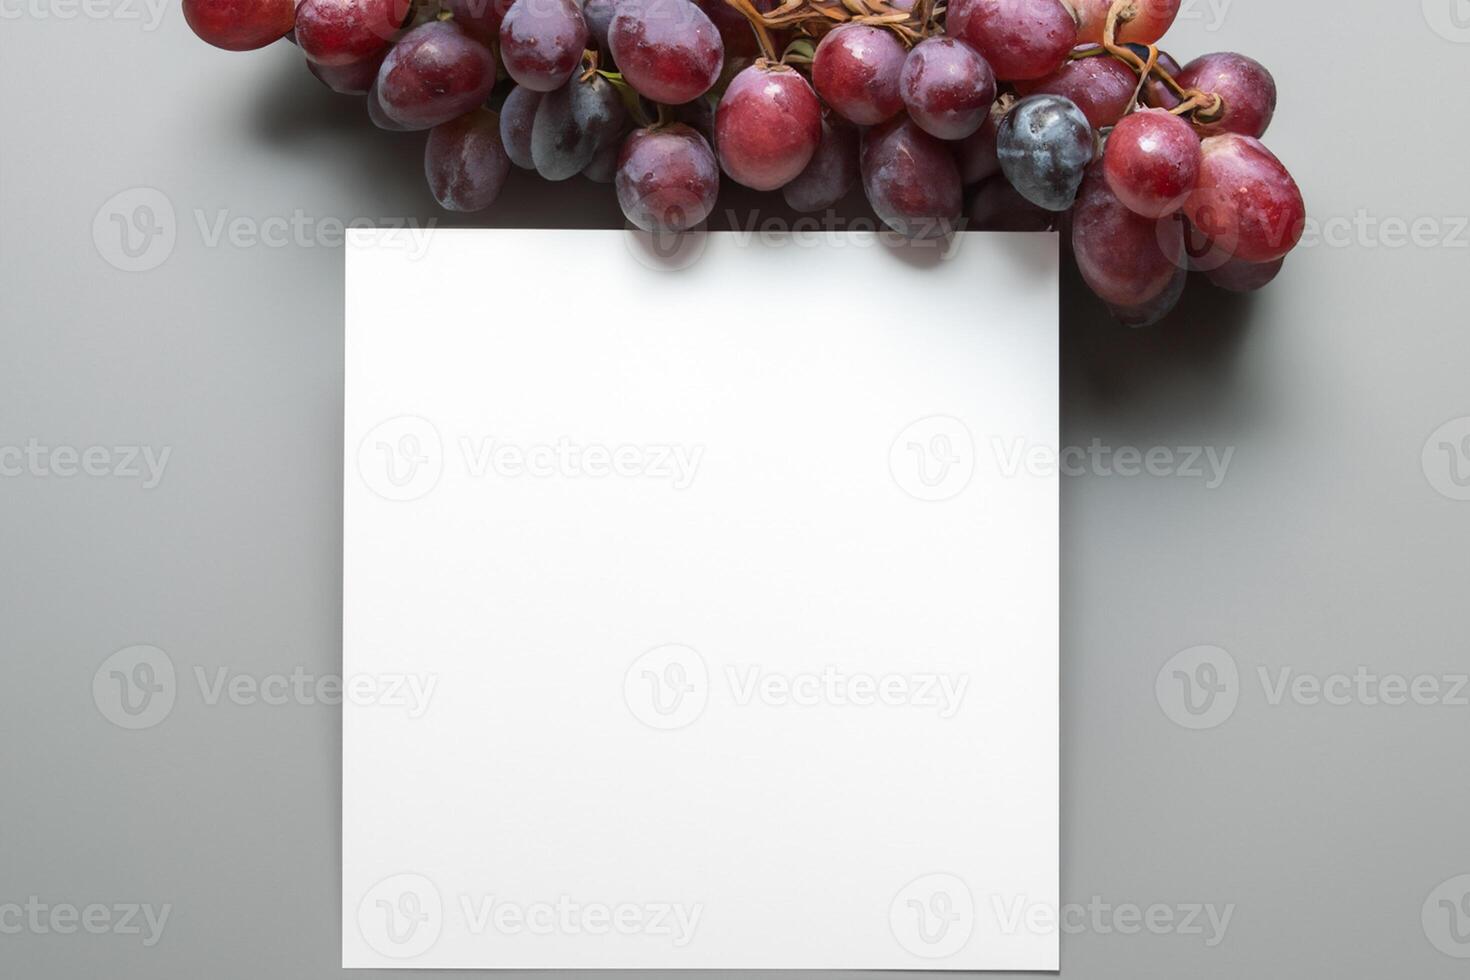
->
xmin=343 ymin=228 xmax=1059 ymax=970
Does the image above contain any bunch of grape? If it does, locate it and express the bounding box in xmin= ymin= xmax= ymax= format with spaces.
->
xmin=185 ymin=0 xmax=1305 ymax=324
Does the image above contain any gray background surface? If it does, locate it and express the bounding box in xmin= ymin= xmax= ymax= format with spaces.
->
xmin=3 ymin=1 xmax=1469 ymax=977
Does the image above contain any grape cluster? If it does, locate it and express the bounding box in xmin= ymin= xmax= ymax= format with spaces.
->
xmin=185 ymin=0 xmax=1305 ymax=325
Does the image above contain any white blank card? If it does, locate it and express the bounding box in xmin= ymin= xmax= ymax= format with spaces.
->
xmin=343 ymin=228 xmax=1059 ymax=970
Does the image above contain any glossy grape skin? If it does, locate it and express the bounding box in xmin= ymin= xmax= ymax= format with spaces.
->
xmin=582 ymin=140 xmax=621 ymax=183
xmin=307 ymin=48 xmax=387 ymax=94
xmin=609 ymin=0 xmax=724 ymax=105
xmin=1176 ymin=52 xmax=1277 ymax=139
xmin=1142 ymin=50 xmax=1183 ymax=110
xmin=582 ymin=0 xmax=618 ymax=51
xmin=948 ymin=0 xmax=1076 ymax=82
xmin=811 ymin=24 xmax=907 ymax=126
xmin=376 ymin=21 xmax=498 ymax=130
xmin=861 ymin=117 xmax=963 ymax=240
xmin=1102 ymin=108 xmax=1200 ymax=219
xmin=1206 ymin=255 xmax=1284 ymax=293
xmin=956 ymin=100 xmax=1006 ymax=185
xmin=295 ymin=0 xmax=405 ymax=67
xmin=965 ymin=176 xmax=1054 ymax=231
xmin=1016 ymin=51 xmax=1137 ymax=129
xmin=1071 ymin=162 xmax=1185 ymax=308
xmin=1109 ymin=264 xmax=1185 ymax=326
xmin=425 ymin=108 xmax=512 ymax=211
xmin=615 ymin=124 xmax=720 ymax=232
xmin=899 ymin=37 xmax=997 ymax=140
xmin=499 ymin=0 xmax=588 ymax=92
xmin=499 ymin=85 xmax=544 ymax=169
xmin=531 ymin=74 xmax=627 ymax=180
xmin=715 ymin=63 xmax=822 ymax=191
xmin=1183 ymin=133 xmax=1305 ymax=264
xmin=782 ymin=117 xmax=859 ymax=212
xmin=1073 ymin=0 xmax=1179 ymax=45
xmin=183 ymin=0 xmax=295 ymax=50
xmin=443 ymin=0 xmax=515 ymax=45
xmin=996 ymin=94 xmax=1094 ymax=211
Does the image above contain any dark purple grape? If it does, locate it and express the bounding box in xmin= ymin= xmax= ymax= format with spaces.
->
xmin=582 ymin=140 xmax=621 ymax=182
xmin=615 ymin=123 xmax=720 ymax=232
xmin=861 ymin=117 xmax=962 ymax=240
xmin=956 ymin=100 xmax=1005 ymax=185
xmin=425 ymin=108 xmax=512 ymax=211
xmin=782 ymin=116 xmax=859 ymax=213
xmin=499 ymin=0 xmax=589 ymax=92
xmin=609 ymin=0 xmax=724 ymax=105
xmin=899 ymin=37 xmax=996 ymax=140
xmin=582 ymin=0 xmax=618 ymax=51
xmin=376 ymin=21 xmax=498 ymax=130
xmin=996 ymin=93 xmax=1093 ymax=211
xmin=499 ymin=85 xmax=544 ymax=169
xmin=531 ymin=73 xmax=628 ymax=181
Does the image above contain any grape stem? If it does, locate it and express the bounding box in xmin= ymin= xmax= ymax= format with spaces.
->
xmin=723 ymin=0 xmax=781 ymax=62
xmin=1097 ymin=0 xmax=1224 ymax=124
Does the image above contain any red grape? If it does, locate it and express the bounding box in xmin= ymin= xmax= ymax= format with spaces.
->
xmin=295 ymin=0 xmax=406 ymax=67
xmin=715 ymin=63 xmax=822 ymax=191
xmin=307 ymin=48 xmax=387 ymax=94
xmin=531 ymin=74 xmax=627 ymax=180
xmin=183 ymin=0 xmax=295 ymax=51
xmin=782 ymin=115 xmax=859 ymax=213
xmin=1206 ymin=256 xmax=1284 ymax=293
xmin=582 ymin=141 xmax=620 ymax=182
xmin=444 ymin=0 xmax=515 ymax=46
xmin=1183 ymin=133 xmax=1304 ymax=264
xmin=1176 ymin=53 xmax=1277 ymax=139
xmin=899 ymin=37 xmax=997 ymax=140
xmin=811 ymin=24 xmax=906 ymax=126
xmin=956 ymin=100 xmax=1006 ymax=185
xmin=1071 ymin=161 xmax=1184 ymax=307
xmin=1102 ymin=108 xmax=1199 ymax=219
xmin=499 ymin=85 xmax=544 ymax=169
xmin=615 ymin=123 xmax=720 ymax=232
xmin=499 ymin=0 xmax=589 ymax=93
xmin=425 ymin=108 xmax=512 ymax=211
xmin=966 ymin=176 xmax=1054 ymax=231
xmin=609 ymin=0 xmax=725 ymax=105
xmin=948 ymin=0 xmax=1076 ymax=82
xmin=1017 ymin=50 xmax=1138 ymax=129
xmin=861 ymin=117 xmax=962 ymax=239
xmin=375 ymin=21 xmax=497 ymax=130
xmin=1072 ymin=0 xmax=1179 ymax=45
